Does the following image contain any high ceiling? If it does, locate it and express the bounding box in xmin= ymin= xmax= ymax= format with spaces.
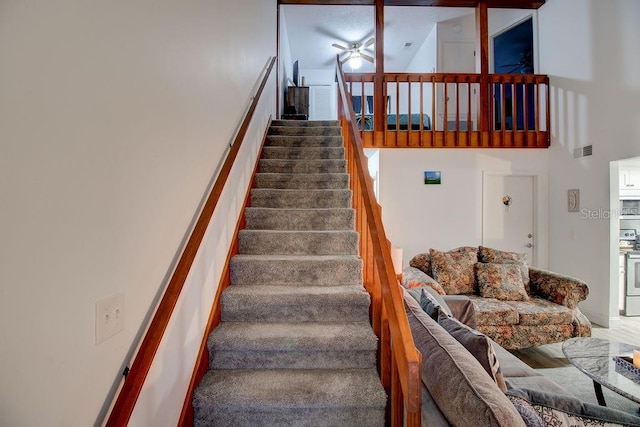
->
xmin=282 ymin=5 xmax=475 ymax=72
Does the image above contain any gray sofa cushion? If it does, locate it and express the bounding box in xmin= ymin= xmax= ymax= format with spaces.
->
xmin=405 ymin=286 xmax=453 ymax=317
xmin=438 ymin=312 xmax=507 ymax=392
xmin=403 ymin=289 xmax=526 ymax=427
xmin=505 ymin=375 xmax=570 ymax=395
xmin=441 ymin=294 xmax=477 ymax=328
xmin=492 ymin=344 xmax=542 ymax=378
xmin=506 ymin=388 xmax=640 ymax=427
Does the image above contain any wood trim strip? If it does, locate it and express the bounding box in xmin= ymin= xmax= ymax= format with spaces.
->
xmin=278 ymin=0 xmax=544 ymax=8
xmin=105 ymin=56 xmax=276 ymax=427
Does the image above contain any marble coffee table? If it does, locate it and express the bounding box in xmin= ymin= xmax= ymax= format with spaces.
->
xmin=563 ymin=337 xmax=640 ymax=407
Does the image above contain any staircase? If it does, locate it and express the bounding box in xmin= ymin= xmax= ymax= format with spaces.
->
xmin=193 ymin=120 xmax=386 ymax=426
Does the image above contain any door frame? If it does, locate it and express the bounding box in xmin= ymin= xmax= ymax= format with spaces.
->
xmin=482 ymin=170 xmax=548 ymax=269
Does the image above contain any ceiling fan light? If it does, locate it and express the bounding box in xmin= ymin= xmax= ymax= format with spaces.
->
xmin=350 ymin=52 xmax=362 ymax=69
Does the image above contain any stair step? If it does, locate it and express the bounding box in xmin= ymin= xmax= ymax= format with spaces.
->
xmin=250 ymin=189 xmax=352 ymax=209
xmin=238 ymin=230 xmax=358 ymax=255
xmin=271 ymin=119 xmax=340 ymax=127
xmin=254 ymin=173 xmax=349 ymax=190
xmin=268 ymin=126 xmax=341 ymax=136
xmin=193 ymin=369 xmax=386 ymax=427
xmin=258 ymin=159 xmax=346 ymax=174
xmin=230 ymin=254 xmax=362 ymax=286
xmin=221 ymin=285 xmax=371 ymax=323
xmin=208 ymin=322 xmax=378 ymax=369
xmin=265 ymin=135 xmax=344 ymax=147
xmin=244 ymin=207 xmax=355 ymax=230
xmin=261 ymin=146 xmax=345 ymax=160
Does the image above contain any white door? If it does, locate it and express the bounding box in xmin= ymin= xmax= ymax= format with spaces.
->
xmin=309 ymin=85 xmax=333 ymax=120
xmin=483 ymin=174 xmax=535 ymax=263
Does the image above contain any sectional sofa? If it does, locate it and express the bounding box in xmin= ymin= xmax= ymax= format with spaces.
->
xmin=403 ymin=287 xmax=640 ymax=426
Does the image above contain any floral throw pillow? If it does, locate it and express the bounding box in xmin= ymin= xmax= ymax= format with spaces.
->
xmin=429 ymin=247 xmax=478 ymax=295
xmin=476 ymin=262 xmax=529 ymax=301
xmin=409 ymin=253 xmax=432 ymax=277
xmin=478 ymin=246 xmax=531 ymax=294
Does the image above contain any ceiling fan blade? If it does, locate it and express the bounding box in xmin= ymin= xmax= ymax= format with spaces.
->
xmin=332 ymin=43 xmax=349 ymax=51
xmin=361 ymin=53 xmax=374 ymax=63
xmin=341 ymin=53 xmax=353 ymax=64
xmin=362 ymin=38 xmax=375 ymax=49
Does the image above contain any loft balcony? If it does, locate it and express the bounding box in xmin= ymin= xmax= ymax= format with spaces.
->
xmin=343 ymin=71 xmax=550 ymax=149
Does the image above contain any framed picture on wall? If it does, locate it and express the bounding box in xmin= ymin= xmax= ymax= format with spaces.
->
xmin=424 ymin=171 xmax=441 ymax=185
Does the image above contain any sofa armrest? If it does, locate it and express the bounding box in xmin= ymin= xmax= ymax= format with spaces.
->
xmin=529 ymin=267 xmax=589 ymax=309
xmin=401 ymin=266 xmax=446 ymax=295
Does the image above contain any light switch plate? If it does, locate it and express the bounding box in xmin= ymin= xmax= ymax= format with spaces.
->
xmin=96 ymin=292 xmax=124 ymax=345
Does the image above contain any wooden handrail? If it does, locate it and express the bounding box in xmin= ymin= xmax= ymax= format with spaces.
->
xmin=336 ymin=58 xmax=422 ymax=426
xmin=105 ymin=56 xmax=277 ymax=426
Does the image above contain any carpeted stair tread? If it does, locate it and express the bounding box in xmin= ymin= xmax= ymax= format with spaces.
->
xmin=261 ymin=146 xmax=345 ymax=160
xmin=254 ymin=173 xmax=349 ymax=189
xmin=250 ymin=188 xmax=352 ymax=209
xmin=267 ymin=126 xmax=341 ymax=136
xmin=193 ymin=369 xmax=386 ymax=426
xmin=244 ymin=207 xmax=355 ymax=230
xmin=230 ymin=254 xmax=362 ymax=286
xmin=208 ymin=322 xmax=378 ymax=369
xmin=238 ymin=229 xmax=358 ymax=255
xmin=258 ymin=158 xmax=346 ymax=174
xmin=221 ymin=285 xmax=371 ymax=322
xmin=265 ymin=135 xmax=344 ymax=147
xmin=210 ymin=322 xmax=378 ymax=351
xmin=271 ymin=119 xmax=339 ymax=127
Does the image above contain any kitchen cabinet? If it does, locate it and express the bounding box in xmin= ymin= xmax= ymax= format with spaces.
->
xmin=619 ymin=168 xmax=640 ymax=190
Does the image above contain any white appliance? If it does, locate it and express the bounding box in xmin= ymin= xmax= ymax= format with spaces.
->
xmin=625 ymin=251 xmax=640 ymax=316
xmin=620 ymin=198 xmax=640 ymax=219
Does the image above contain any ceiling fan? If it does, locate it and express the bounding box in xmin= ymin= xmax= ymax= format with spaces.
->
xmin=332 ymin=38 xmax=374 ymax=69
xmin=499 ymin=49 xmax=533 ymax=74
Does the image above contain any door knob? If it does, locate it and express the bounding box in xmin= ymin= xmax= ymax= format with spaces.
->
xmin=525 ymin=243 xmax=533 ymax=248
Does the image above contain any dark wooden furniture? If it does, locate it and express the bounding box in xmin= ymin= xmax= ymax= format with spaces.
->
xmin=284 ymin=86 xmax=309 ymax=119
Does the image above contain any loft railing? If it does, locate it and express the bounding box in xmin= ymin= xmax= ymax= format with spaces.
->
xmin=104 ymin=56 xmax=276 ymax=426
xmin=345 ymin=71 xmax=550 ymax=149
xmin=336 ymin=61 xmax=422 ymax=426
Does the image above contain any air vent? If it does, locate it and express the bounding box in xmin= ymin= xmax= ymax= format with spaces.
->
xmin=574 ymin=145 xmax=593 ymax=159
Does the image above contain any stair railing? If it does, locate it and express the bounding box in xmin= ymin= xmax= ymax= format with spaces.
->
xmin=336 ymin=59 xmax=422 ymax=426
xmin=104 ymin=56 xmax=276 ymax=426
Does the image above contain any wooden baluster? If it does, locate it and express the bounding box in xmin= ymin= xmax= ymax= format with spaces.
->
xmin=431 ymin=75 xmax=436 ymax=146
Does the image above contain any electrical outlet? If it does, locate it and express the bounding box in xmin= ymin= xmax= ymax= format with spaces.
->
xmin=96 ymin=292 xmax=124 ymax=345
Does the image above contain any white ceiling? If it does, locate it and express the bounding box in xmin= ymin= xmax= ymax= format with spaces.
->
xmin=282 ymin=5 xmax=474 ymax=73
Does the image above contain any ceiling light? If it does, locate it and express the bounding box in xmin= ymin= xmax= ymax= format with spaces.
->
xmin=350 ymin=52 xmax=362 ymax=69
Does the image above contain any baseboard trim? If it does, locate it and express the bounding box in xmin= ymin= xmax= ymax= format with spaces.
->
xmin=582 ymin=308 xmax=619 ymax=329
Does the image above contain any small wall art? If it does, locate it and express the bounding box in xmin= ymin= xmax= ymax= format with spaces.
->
xmin=424 ymin=171 xmax=441 ymax=185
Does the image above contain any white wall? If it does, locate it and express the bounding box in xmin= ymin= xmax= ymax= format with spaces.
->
xmin=0 ymin=1 xmax=277 ymax=425
xmin=539 ymin=0 xmax=640 ymax=327
xmin=379 ymin=149 xmax=549 ymax=270
xmin=279 ymin=8 xmax=293 ymax=116
xmin=406 ymin=26 xmax=438 ymax=73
